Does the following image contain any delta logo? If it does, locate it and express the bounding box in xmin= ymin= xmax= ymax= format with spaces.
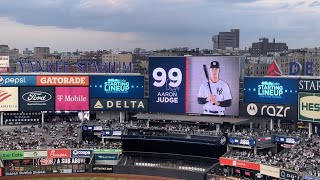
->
xmin=266 ymin=60 xmax=282 ymax=77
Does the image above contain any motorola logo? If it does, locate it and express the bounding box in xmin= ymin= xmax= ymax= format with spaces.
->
xmin=244 ymin=103 xmax=293 ymax=118
xmin=247 ymin=103 xmax=258 ymax=116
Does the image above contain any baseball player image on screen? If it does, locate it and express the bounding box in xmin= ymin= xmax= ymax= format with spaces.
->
xmin=197 ymin=61 xmax=232 ymax=115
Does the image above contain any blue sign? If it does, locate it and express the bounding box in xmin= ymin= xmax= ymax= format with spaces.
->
xmin=305 ymin=175 xmax=320 ymax=180
xmin=95 ymin=154 xmax=118 ymax=160
xmin=149 ymin=57 xmax=186 ymax=113
xmin=89 ymin=75 xmax=144 ymax=98
xmin=82 ymin=125 xmax=94 ymax=131
xmin=0 ymin=76 xmax=36 ymax=86
xmin=274 ymin=136 xmax=299 ymax=144
xmin=228 ymin=137 xmax=256 ymax=146
xmin=101 ymin=130 xmax=122 ymax=137
xmin=71 ymin=149 xmax=93 ymax=158
xmin=243 ymin=77 xmax=298 ymax=105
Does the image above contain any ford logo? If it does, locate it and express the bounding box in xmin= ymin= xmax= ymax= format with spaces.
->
xmin=22 ymin=91 xmax=51 ymax=102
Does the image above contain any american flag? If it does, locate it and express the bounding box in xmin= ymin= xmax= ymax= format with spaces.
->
xmin=0 ymin=90 xmax=11 ymax=102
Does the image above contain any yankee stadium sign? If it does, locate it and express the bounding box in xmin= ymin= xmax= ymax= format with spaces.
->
xmin=18 ymin=59 xmax=133 ymax=73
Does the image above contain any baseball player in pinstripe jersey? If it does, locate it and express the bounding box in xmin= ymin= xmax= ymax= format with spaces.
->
xmin=197 ymin=61 xmax=232 ymax=115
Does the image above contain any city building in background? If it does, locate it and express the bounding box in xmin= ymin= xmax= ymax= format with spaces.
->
xmin=0 ymin=45 xmax=10 ymax=56
xmin=212 ymin=29 xmax=240 ymax=50
xmin=102 ymin=53 xmax=132 ymax=64
xmin=22 ymin=48 xmax=32 ymax=55
xmin=249 ymin=38 xmax=288 ymax=56
xmin=34 ymin=47 xmax=50 ymax=55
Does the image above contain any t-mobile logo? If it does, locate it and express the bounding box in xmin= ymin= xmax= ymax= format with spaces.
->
xmin=57 ymin=95 xmax=63 ymax=101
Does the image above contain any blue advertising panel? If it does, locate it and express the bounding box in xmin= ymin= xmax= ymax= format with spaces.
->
xmin=71 ymin=149 xmax=93 ymax=158
xmin=274 ymin=136 xmax=299 ymax=144
xmin=228 ymin=137 xmax=256 ymax=146
xmin=243 ymin=77 xmax=298 ymax=105
xmin=89 ymin=75 xmax=144 ymax=98
xmin=149 ymin=57 xmax=186 ymax=113
xmin=19 ymin=87 xmax=55 ymax=111
xmin=0 ymin=76 xmax=37 ymax=86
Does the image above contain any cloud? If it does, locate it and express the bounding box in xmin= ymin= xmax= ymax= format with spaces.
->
xmin=0 ymin=17 xmax=141 ymax=52
xmin=0 ymin=0 xmax=318 ymax=50
xmin=77 ymin=0 xmax=135 ymax=14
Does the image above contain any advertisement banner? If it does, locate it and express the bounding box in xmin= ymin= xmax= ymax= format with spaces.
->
xmin=89 ymin=75 xmax=144 ymax=98
xmin=299 ymin=92 xmax=320 ymax=122
xmin=0 ymin=67 xmax=9 ymax=73
xmin=299 ymin=79 xmax=320 ymax=92
xmin=149 ymin=57 xmax=186 ymax=113
xmin=0 ymin=56 xmax=9 ymax=67
xmin=274 ymin=136 xmax=299 ymax=144
xmin=93 ymin=149 xmax=122 ymax=154
xmin=187 ymin=56 xmax=240 ymax=116
xmin=219 ymin=158 xmax=260 ymax=171
xmin=260 ymin=164 xmax=280 ymax=178
xmin=0 ymin=87 xmax=18 ymax=111
xmin=3 ymin=112 xmax=41 ymax=124
xmin=0 ymin=150 xmax=24 ymax=160
xmin=0 ymin=76 xmax=37 ymax=86
xmin=19 ymin=87 xmax=55 ymax=111
xmin=24 ymin=150 xmax=47 ymax=158
xmin=240 ymin=103 xmax=297 ymax=120
xmin=47 ymin=149 xmax=71 ymax=159
xmin=305 ymin=175 xmax=320 ymax=180
xmin=90 ymin=98 xmax=148 ymax=112
xmin=91 ymin=165 xmax=113 ymax=173
xmin=95 ymin=154 xmax=118 ymax=160
xmin=228 ymin=137 xmax=256 ymax=146
xmin=55 ymin=87 xmax=89 ymax=111
xmin=243 ymin=77 xmax=298 ymax=105
xmin=35 ymin=158 xmax=55 ymax=165
xmin=280 ymin=169 xmax=298 ymax=180
xmin=71 ymin=149 xmax=93 ymax=158
xmin=5 ymin=170 xmax=52 ymax=176
xmin=37 ymin=75 xmax=89 ymax=86
xmin=59 ymin=169 xmax=73 ymax=174
xmin=101 ymin=130 xmax=122 ymax=136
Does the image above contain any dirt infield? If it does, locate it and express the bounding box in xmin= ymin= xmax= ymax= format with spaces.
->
xmin=0 ymin=173 xmax=182 ymax=180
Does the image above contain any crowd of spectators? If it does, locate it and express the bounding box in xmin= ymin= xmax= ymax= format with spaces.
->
xmin=226 ymin=135 xmax=320 ymax=177
xmin=125 ymin=121 xmax=223 ymax=137
xmin=228 ymin=127 xmax=308 ymax=139
xmin=0 ymin=117 xmax=123 ymax=151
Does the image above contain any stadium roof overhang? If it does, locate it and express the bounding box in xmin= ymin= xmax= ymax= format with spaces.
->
xmin=132 ymin=114 xmax=249 ymax=125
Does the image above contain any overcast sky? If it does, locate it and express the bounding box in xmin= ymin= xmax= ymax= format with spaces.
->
xmin=0 ymin=0 xmax=319 ymax=52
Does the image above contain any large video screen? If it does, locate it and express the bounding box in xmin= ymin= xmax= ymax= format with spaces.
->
xmin=187 ymin=57 xmax=240 ymax=116
xmin=244 ymin=77 xmax=298 ymax=105
xmin=148 ymin=57 xmax=186 ymax=113
xmin=19 ymin=87 xmax=55 ymax=111
xmin=89 ymin=75 xmax=144 ymax=98
xmin=0 ymin=87 xmax=18 ymax=111
xmin=55 ymin=87 xmax=89 ymax=111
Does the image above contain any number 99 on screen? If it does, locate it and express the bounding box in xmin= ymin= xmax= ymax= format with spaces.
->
xmin=152 ymin=67 xmax=182 ymax=88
